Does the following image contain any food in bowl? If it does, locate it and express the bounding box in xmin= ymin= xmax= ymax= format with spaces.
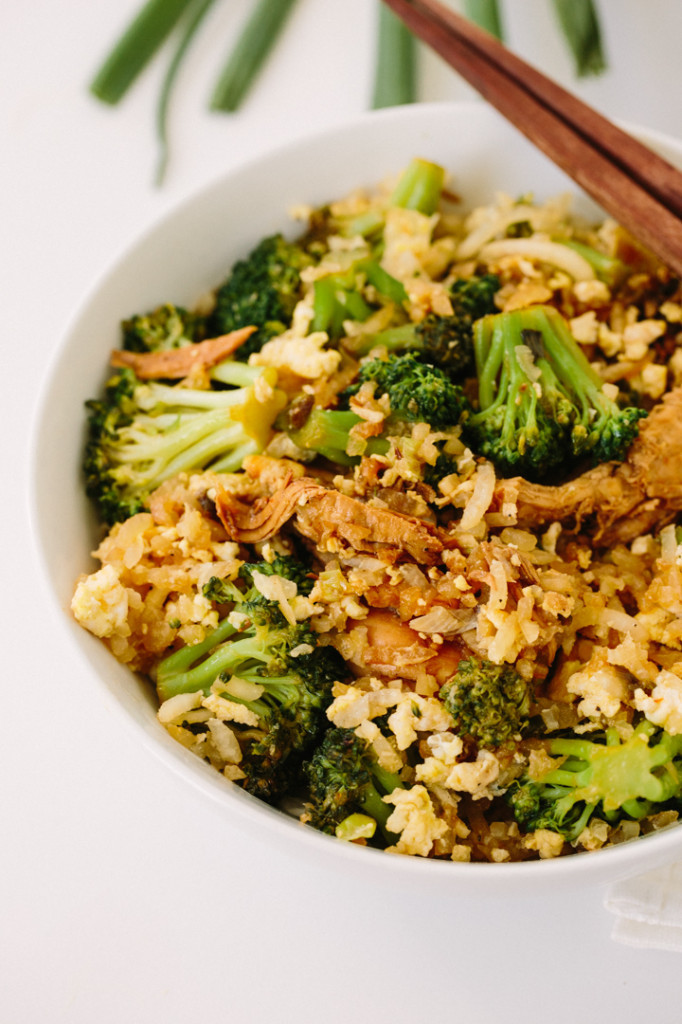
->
xmin=71 ymin=155 xmax=682 ymax=863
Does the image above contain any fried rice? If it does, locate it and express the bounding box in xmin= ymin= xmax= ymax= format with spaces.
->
xmin=72 ymin=164 xmax=682 ymax=862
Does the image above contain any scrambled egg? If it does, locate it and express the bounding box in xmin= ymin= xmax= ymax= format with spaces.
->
xmin=71 ymin=564 xmax=129 ymax=638
xmin=634 ymin=670 xmax=682 ymax=735
xmin=383 ymin=785 xmax=448 ymax=857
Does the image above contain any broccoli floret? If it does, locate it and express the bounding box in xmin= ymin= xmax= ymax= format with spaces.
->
xmin=156 ymin=558 xmax=345 ymax=802
xmin=348 ymin=353 xmax=468 ymax=429
xmin=463 ymin=305 xmax=647 ymax=480
xmin=507 ymin=720 xmax=682 ymax=843
xmin=364 ymin=274 xmax=500 ymax=377
xmin=450 ymin=274 xmax=502 ymax=321
xmin=83 ymin=361 xmax=286 ymax=525
xmin=208 ymin=234 xmax=314 ymax=359
xmin=302 ymin=726 xmax=404 ymax=843
xmin=121 ymin=303 xmax=205 ymax=353
xmin=283 ymin=354 xmax=467 ymax=466
xmin=440 ymin=657 xmax=532 ymax=749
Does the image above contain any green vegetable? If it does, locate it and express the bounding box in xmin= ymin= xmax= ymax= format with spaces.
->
xmin=463 ymin=0 xmax=606 ymax=77
xmin=346 ymin=352 xmax=468 ymax=429
xmin=89 ymin=2 xmax=607 ymax=183
xmin=464 ymin=304 xmax=646 ymax=480
xmin=422 ymin=449 xmax=461 ymax=491
xmin=389 ymin=156 xmax=445 ymax=216
xmin=310 ymin=258 xmax=408 ymax=340
xmin=208 ymin=233 xmax=314 ymax=358
xmin=373 ymin=2 xmax=417 ymax=109
xmin=209 ymin=0 xmax=300 ymax=113
xmin=155 ymin=0 xmax=219 ymax=185
xmin=550 ymin=0 xmax=606 ymax=78
xmin=120 ymin=303 xmax=205 ymax=353
xmin=365 ymin=274 xmax=500 ymax=376
xmin=83 ymin=361 xmax=286 ymax=525
xmin=310 ymin=274 xmax=373 ymax=340
xmin=155 ymin=557 xmax=345 ymax=801
xmin=508 ymin=721 xmax=682 ymax=842
xmin=283 ymin=408 xmax=387 ymax=468
xmin=285 ymin=353 xmax=467 ymax=466
xmin=303 ymin=727 xmax=405 ymax=843
xmin=463 ymin=0 xmax=504 ymax=38
xmin=90 ymin=0 xmax=196 ymax=104
xmin=441 ymin=657 xmax=531 ymax=749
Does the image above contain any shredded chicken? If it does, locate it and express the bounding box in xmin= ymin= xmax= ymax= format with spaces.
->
xmin=215 ymin=477 xmax=446 ymax=562
xmin=345 ymin=608 xmax=464 ymax=683
xmin=110 ymin=326 xmax=256 ymax=379
xmin=502 ymin=387 xmax=682 ymax=544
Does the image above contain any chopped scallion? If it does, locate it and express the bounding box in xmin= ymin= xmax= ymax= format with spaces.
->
xmin=550 ymin=0 xmax=606 ymax=77
xmin=372 ymin=2 xmax=417 ymax=109
xmin=209 ymin=0 xmax=300 ymax=113
xmin=90 ymin=0 xmax=196 ymax=105
xmin=462 ymin=0 xmax=504 ymax=39
xmin=155 ymin=0 xmax=219 ymax=185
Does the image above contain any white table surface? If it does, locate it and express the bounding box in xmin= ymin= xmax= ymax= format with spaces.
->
xmin=6 ymin=2 xmax=682 ymax=1020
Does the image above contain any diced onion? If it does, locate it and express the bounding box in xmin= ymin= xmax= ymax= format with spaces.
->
xmin=478 ymin=239 xmax=595 ymax=281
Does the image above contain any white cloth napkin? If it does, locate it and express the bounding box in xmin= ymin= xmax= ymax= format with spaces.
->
xmin=605 ymin=862 xmax=682 ymax=950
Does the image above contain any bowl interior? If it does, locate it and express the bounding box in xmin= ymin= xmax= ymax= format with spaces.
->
xmin=30 ymin=101 xmax=682 ymax=889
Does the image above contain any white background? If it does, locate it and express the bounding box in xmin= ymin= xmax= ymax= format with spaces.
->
xmin=5 ymin=1 xmax=682 ymax=1020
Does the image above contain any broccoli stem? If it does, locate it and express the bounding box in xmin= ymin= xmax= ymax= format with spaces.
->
xmin=116 ymin=412 xmax=253 ymax=481
xmin=311 ymin=260 xmax=406 ymax=338
xmin=390 ymin=157 xmax=445 ymax=216
xmin=287 ymin=408 xmax=389 ymax=466
xmin=359 ymin=785 xmax=394 ymax=833
xmin=474 ymin=315 xmax=508 ymax=410
xmin=367 ymin=323 xmax=416 ymax=354
xmin=210 ymin=361 xmax=276 ymax=388
xmin=137 ymin=379 xmax=261 ymax=410
xmin=361 ymin=260 xmax=409 ymax=305
xmin=156 ymin=625 xmax=275 ymax=700
xmin=361 ymin=763 xmax=405 ymax=839
xmin=522 ymin=305 xmax=603 ymax=394
xmin=156 ymin=616 xmax=239 ymax=699
xmin=312 ymin=277 xmax=372 ymax=337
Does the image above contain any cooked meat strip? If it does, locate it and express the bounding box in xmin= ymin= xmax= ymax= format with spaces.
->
xmin=110 ymin=326 xmax=256 ymax=379
xmin=215 ymin=477 xmax=445 ymax=562
xmin=215 ymin=477 xmax=326 ymax=544
xmin=342 ymin=608 xmax=464 ymax=684
xmin=500 ymin=387 xmax=682 ymax=545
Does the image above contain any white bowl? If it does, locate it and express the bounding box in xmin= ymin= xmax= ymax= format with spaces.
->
xmin=30 ymin=101 xmax=682 ymax=892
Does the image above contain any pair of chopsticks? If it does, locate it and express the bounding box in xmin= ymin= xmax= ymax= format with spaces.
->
xmin=382 ymin=0 xmax=682 ymax=277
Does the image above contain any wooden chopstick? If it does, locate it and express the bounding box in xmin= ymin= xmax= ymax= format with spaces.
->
xmin=382 ymin=0 xmax=682 ymax=277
